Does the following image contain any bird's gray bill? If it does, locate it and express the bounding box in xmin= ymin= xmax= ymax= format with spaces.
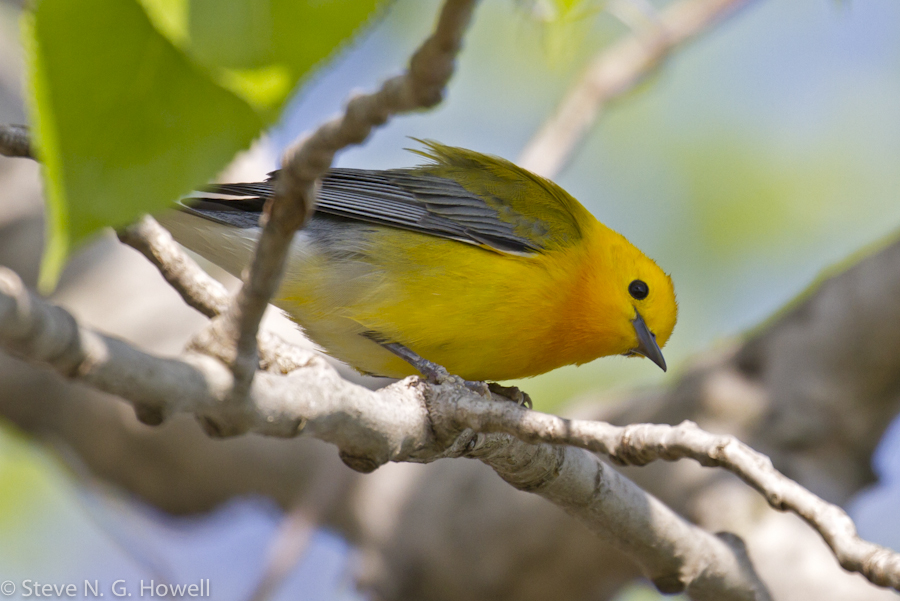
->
xmin=632 ymin=312 xmax=666 ymax=372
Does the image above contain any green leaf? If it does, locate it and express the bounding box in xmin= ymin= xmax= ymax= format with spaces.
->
xmin=186 ymin=0 xmax=386 ymax=111
xmin=187 ymin=0 xmax=275 ymax=69
xmin=27 ymin=0 xmax=263 ymax=290
xmin=138 ymin=0 xmax=189 ymax=47
xmin=26 ymin=0 xmax=387 ymax=289
xmin=512 ymin=0 xmax=606 ymax=66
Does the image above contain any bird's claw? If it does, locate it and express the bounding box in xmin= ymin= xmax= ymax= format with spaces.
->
xmin=371 ymin=338 xmax=532 ymax=406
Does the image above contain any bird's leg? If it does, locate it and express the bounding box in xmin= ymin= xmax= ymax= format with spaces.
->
xmin=364 ymin=334 xmax=531 ymax=407
xmin=379 ymin=341 xmax=454 ymax=384
xmin=378 ymin=341 xmax=490 ymax=396
xmin=364 ymin=334 xmax=485 ymax=395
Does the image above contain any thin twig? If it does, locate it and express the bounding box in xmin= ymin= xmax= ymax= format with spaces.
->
xmin=518 ymin=0 xmax=756 ymax=178
xmin=219 ymin=0 xmax=478 ymax=391
xmin=117 ymin=216 xmax=316 ymax=375
xmin=246 ymin=505 xmax=316 ymax=601
xmin=0 ymin=124 xmax=32 ymax=159
xmin=245 ymin=469 xmax=347 ymax=601
xmin=117 ymin=216 xmax=229 ymax=318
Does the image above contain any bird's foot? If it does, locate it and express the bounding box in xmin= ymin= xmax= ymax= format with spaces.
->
xmin=487 ymin=382 xmax=533 ymax=408
xmin=417 ymin=359 xmax=491 ymax=397
xmin=368 ymin=336 xmax=531 ymax=406
xmin=366 ymin=338 xmax=493 ymax=399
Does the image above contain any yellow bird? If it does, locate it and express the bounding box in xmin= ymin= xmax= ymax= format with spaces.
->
xmin=158 ymin=141 xmax=677 ymax=382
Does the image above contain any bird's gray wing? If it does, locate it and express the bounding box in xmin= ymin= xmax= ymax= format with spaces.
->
xmin=182 ymin=168 xmax=541 ymax=254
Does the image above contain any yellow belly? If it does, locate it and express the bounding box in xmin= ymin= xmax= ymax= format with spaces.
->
xmin=274 ymin=224 xmax=594 ymax=381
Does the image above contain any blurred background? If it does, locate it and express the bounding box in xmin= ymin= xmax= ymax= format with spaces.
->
xmin=0 ymin=0 xmax=899 ymax=599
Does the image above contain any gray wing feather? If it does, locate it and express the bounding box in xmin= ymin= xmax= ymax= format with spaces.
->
xmin=184 ymin=168 xmax=541 ymax=254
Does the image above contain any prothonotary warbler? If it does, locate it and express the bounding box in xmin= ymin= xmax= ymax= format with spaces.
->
xmin=157 ymin=141 xmax=677 ymax=383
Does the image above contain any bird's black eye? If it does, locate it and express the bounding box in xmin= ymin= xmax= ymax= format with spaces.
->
xmin=629 ymin=280 xmax=649 ymax=300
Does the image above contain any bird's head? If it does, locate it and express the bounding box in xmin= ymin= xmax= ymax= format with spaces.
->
xmin=569 ymin=226 xmax=677 ymax=372
xmin=615 ymin=249 xmax=677 ymax=371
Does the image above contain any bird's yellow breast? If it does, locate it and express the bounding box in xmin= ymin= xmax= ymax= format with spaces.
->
xmin=274 ymin=219 xmax=621 ymax=381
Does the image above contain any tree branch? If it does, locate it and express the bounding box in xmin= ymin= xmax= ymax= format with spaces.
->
xmin=465 ymin=433 xmax=771 ymax=600
xmin=115 ymin=215 xmax=310 ymax=374
xmin=518 ymin=0 xmax=757 ymax=178
xmin=117 ymin=216 xmax=228 ymax=318
xmin=0 ymin=264 xmax=772 ymax=599
xmin=446 ymin=396 xmax=900 ymax=591
xmin=1 ymin=248 xmax=897 ymax=595
xmin=1 ymin=254 xmax=895 ymax=592
xmin=0 ymin=124 xmax=32 ymax=159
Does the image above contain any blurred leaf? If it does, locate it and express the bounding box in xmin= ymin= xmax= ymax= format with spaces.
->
xmin=676 ymin=136 xmax=855 ymax=262
xmin=516 ymin=0 xmax=599 ymax=22
xmin=187 ymin=0 xmax=387 ymax=110
xmin=187 ymin=0 xmax=274 ymax=68
xmin=610 ymin=583 xmax=689 ymax=601
xmin=0 ymin=423 xmax=58 ymax=536
xmin=26 ymin=0 xmax=263 ymax=289
xmin=218 ymin=64 xmax=294 ymax=112
xmin=513 ymin=0 xmax=606 ymax=67
xmin=138 ymin=0 xmax=188 ymax=46
xmin=682 ymin=142 xmax=795 ymax=257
